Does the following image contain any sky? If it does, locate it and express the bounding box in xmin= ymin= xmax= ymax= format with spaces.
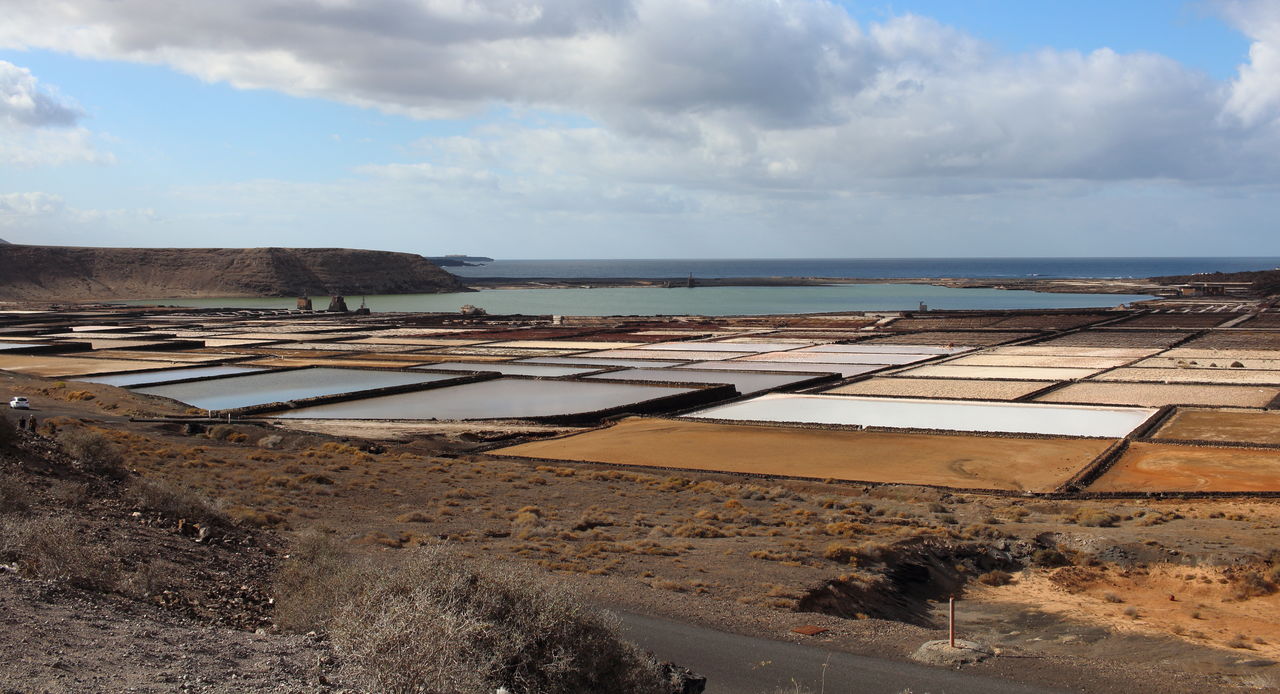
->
xmin=0 ymin=0 xmax=1277 ymax=259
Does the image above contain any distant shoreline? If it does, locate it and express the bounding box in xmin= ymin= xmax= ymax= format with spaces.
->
xmin=462 ymin=275 xmax=1169 ymax=296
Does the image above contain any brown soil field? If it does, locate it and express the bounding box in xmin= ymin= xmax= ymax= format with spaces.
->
xmin=1180 ymin=331 xmax=1280 ymax=350
xmin=1035 ymin=382 xmax=1280 ymax=408
xmin=1110 ymin=313 xmax=1235 ymax=328
xmin=1153 ymin=408 xmax=1280 ymax=445
xmin=862 ymin=331 xmax=1036 ymax=346
xmin=1035 ymin=330 xmax=1194 ymax=348
xmin=945 ymin=354 xmax=1130 ymax=369
xmin=1243 ymin=313 xmax=1280 ymax=328
xmin=1094 ymin=367 xmax=1280 ymax=385
xmin=984 ymin=314 xmax=1112 ymax=330
xmin=822 ymin=377 xmax=1048 ymax=400
xmin=495 ymin=417 xmax=1112 ymax=492
xmin=882 ymin=316 xmax=1007 ymax=330
xmin=0 ymin=354 xmax=193 ymax=378
xmin=1089 ymin=442 xmax=1280 ymax=492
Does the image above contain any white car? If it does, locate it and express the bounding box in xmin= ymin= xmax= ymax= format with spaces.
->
xmin=9 ymin=396 xmax=29 ymax=409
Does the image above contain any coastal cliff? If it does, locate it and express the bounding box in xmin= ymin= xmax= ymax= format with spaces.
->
xmin=0 ymin=245 xmax=469 ymax=301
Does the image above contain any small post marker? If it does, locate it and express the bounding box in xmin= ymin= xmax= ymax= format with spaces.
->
xmin=949 ymin=597 xmax=956 ymax=648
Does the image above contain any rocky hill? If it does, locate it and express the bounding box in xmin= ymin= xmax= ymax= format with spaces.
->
xmin=0 ymin=245 xmax=469 ymax=300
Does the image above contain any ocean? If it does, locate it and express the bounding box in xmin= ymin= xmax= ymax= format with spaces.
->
xmin=448 ymin=257 xmax=1280 ymax=279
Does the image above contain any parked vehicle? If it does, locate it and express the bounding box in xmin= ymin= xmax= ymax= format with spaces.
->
xmin=9 ymin=396 xmax=29 ymax=409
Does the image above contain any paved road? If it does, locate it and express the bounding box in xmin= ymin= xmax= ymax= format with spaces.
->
xmin=614 ymin=611 xmax=1066 ymax=694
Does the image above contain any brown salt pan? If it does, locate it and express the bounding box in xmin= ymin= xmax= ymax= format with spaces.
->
xmin=1153 ymin=408 xmax=1280 ymax=445
xmin=495 ymin=417 xmax=1113 ymax=492
xmin=1089 ymin=442 xmax=1280 ymax=493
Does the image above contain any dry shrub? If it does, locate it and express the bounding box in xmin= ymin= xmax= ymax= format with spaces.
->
xmin=0 ymin=475 xmax=31 ymax=514
xmin=396 ymin=511 xmax=432 ymax=523
xmin=670 ymin=523 xmax=726 ymax=539
xmin=823 ymin=543 xmax=860 ymax=564
xmin=977 ymin=570 xmax=1013 ymax=587
xmin=1069 ymin=509 xmax=1120 ymax=528
xmin=0 ymin=516 xmax=120 ymax=591
xmin=57 ymin=427 xmax=125 ymax=477
xmin=1031 ymin=548 xmax=1071 ymax=568
xmin=126 ymin=477 xmax=232 ymax=529
xmin=274 ymin=536 xmax=667 ymax=694
xmin=64 ymin=390 xmax=96 ymax=401
xmin=0 ymin=414 xmax=15 ymax=446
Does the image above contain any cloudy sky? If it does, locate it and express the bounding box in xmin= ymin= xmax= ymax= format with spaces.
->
xmin=0 ymin=0 xmax=1277 ymax=258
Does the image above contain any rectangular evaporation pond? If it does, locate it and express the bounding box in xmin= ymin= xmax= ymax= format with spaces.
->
xmin=268 ymin=378 xmax=697 ymax=420
xmin=686 ymin=393 xmax=1156 ymax=437
xmin=345 ymin=337 xmax=490 ymax=346
xmin=674 ymin=361 xmax=883 ymax=378
xmin=1161 ymin=348 xmax=1280 ymax=360
xmin=1094 ymin=368 xmax=1280 ymax=385
xmin=1088 ymin=442 xmax=1280 ymax=493
xmin=495 ymin=417 xmax=1114 ymax=493
xmin=1035 ymin=382 xmax=1279 ymax=408
xmin=487 ymin=340 xmax=641 ymax=350
xmin=518 ymin=356 xmax=690 ymax=368
xmin=894 ymin=364 xmax=1100 ymax=381
xmin=794 ymin=344 xmax=972 ymax=355
xmin=133 ymin=367 xmax=456 ymax=411
xmin=824 ymin=377 xmax=1048 ymax=401
xmin=0 ymin=355 xmax=176 ymax=377
xmin=587 ymin=349 xmax=753 ymax=361
xmin=945 ymin=354 xmax=1130 ymax=369
xmin=584 ymin=368 xmax=818 ymax=394
xmin=76 ymin=365 xmax=267 ymax=387
xmin=412 ymin=362 xmax=604 ymax=377
xmin=735 ymin=351 xmax=931 ymax=366
xmin=990 ymin=346 xmax=1162 ymax=359
xmin=1152 ymin=408 xmax=1280 ymax=446
xmin=0 ymin=343 xmax=48 ymax=351
xmin=639 ymin=342 xmax=797 ymax=353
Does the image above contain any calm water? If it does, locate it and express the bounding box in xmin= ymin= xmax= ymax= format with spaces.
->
xmin=451 ymin=257 xmax=1280 ymax=279
xmin=134 ymin=284 xmax=1156 ymax=316
xmin=687 ymin=393 xmax=1157 ymax=438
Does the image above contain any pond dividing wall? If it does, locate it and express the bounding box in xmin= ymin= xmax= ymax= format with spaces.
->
xmin=411 ymin=362 xmax=606 ymax=377
xmin=685 ymin=393 xmax=1157 ymax=438
xmin=133 ymin=367 xmax=457 ymax=411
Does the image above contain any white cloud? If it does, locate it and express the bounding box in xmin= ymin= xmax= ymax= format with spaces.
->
xmin=1 ymin=1 xmax=1277 ymax=188
xmin=0 ymin=192 xmax=156 ymax=238
xmin=0 ymin=60 xmax=111 ymax=166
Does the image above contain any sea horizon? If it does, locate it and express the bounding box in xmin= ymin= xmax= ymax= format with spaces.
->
xmin=448 ymin=256 xmax=1280 ymax=280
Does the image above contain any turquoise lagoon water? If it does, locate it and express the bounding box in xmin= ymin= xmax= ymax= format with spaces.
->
xmin=127 ymin=284 xmax=1156 ymax=317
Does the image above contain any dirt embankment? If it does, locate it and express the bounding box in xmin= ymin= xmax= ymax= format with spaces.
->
xmin=0 ymin=244 xmax=469 ymax=301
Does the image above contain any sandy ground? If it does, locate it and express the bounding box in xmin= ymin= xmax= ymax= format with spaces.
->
xmin=1090 ymin=442 xmax=1280 ymax=492
xmin=1130 ymin=357 xmax=1280 ymax=370
xmin=1036 ymin=382 xmax=1280 ymax=408
xmin=977 ymin=564 xmax=1280 ymax=665
xmin=495 ymin=417 xmax=1113 ymax=492
xmin=822 ymin=377 xmax=1049 ymax=400
xmin=1153 ymin=408 xmax=1280 ymax=445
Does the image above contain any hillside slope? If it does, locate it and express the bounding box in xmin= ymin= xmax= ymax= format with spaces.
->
xmin=0 ymin=245 xmax=468 ymax=300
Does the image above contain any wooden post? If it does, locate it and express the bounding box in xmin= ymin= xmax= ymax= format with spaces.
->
xmin=949 ymin=597 xmax=955 ymax=648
